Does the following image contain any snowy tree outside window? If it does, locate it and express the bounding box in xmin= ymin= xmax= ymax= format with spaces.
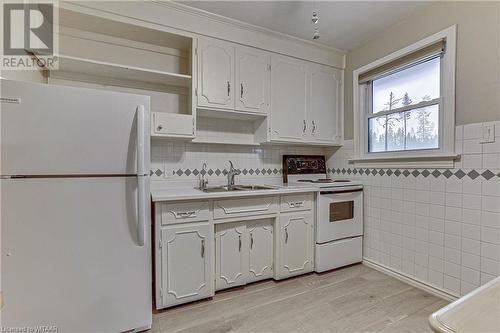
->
xmin=368 ymin=56 xmax=440 ymax=152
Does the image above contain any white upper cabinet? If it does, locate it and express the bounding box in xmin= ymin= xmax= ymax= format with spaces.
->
xmin=235 ymin=47 xmax=270 ymax=114
xmin=196 ymin=37 xmax=344 ymax=146
xmin=270 ymin=55 xmax=308 ymax=142
xmin=215 ymin=223 xmax=249 ymax=290
xmin=269 ymin=55 xmax=343 ymax=145
xmin=247 ymin=220 xmax=274 ymax=283
xmin=197 ymin=38 xmax=235 ymax=109
xmin=308 ymin=64 xmax=343 ymax=144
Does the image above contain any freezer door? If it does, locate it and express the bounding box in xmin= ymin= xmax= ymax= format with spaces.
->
xmin=0 ymin=79 xmax=150 ymax=175
xmin=1 ymin=177 xmax=151 ymax=332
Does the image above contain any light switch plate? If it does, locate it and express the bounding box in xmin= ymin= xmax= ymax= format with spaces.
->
xmin=480 ymin=124 xmax=495 ymax=143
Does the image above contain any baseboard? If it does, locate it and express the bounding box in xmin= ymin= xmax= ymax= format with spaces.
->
xmin=362 ymin=259 xmax=458 ymax=302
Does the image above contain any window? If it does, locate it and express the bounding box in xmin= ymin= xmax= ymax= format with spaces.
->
xmin=353 ymin=26 xmax=457 ymax=168
xmin=369 ymin=57 xmax=440 ymax=152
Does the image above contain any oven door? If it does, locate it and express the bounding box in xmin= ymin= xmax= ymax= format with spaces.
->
xmin=317 ymin=187 xmax=363 ymax=243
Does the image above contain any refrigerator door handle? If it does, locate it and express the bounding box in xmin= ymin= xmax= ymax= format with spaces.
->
xmin=136 ymin=105 xmax=146 ymax=246
xmin=137 ymin=105 xmax=146 ymax=176
xmin=137 ymin=176 xmax=147 ymax=246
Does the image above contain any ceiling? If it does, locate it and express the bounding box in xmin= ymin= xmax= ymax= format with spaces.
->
xmin=179 ymin=1 xmax=434 ymax=51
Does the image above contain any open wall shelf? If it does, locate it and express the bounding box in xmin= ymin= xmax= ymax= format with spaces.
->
xmin=49 ymin=55 xmax=192 ymax=88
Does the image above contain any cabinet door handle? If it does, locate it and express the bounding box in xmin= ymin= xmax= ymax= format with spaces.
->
xmin=227 ymin=81 xmax=231 ymax=96
xmin=312 ymin=120 xmax=316 ymax=134
xmin=302 ymin=120 xmax=306 ymax=133
xmin=240 ymin=83 xmax=244 ymax=98
xmin=250 ymin=233 xmax=254 ymax=249
xmin=238 ymin=235 xmax=242 ymax=252
xmin=285 ymin=227 xmax=288 ymax=244
xmin=201 ymin=239 xmax=205 ymax=258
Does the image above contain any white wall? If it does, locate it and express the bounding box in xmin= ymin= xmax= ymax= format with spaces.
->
xmin=343 ymin=1 xmax=500 ymax=139
xmin=327 ymin=121 xmax=500 ymax=297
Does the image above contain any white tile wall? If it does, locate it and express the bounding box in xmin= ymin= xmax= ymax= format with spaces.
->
xmin=328 ymin=121 xmax=500 ymax=298
xmin=150 ymin=141 xmax=329 ymax=186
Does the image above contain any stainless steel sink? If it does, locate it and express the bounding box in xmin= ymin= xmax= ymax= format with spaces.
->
xmin=233 ymin=185 xmax=277 ymax=190
xmin=200 ymin=184 xmax=276 ymax=193
xmin=201 ymin=186 xmax=243 ymax=193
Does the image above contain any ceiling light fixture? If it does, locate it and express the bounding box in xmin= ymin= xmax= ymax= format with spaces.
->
xmin=311 ymin=11 xmax=319 ymax=24
xmin=311 ymin=4 xmax=320 ymax=40
xmin=313 ymin=28 xmax=320 ymax=40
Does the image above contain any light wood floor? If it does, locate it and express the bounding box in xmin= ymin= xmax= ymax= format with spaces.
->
xmin=151 ymin=264 xmax=448 ymax=333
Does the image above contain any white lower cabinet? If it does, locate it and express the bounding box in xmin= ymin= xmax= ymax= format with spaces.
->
xmin=215 ymin=219 xmax=274 ymax=290
xmin=160 ymin=222 xmax=213 ymax=308
xmin=247 ymin=220 xmax=274 ymax=283
xmin=156 ymin=194 xmax=315 ymax=307
xmin=277 ymin=213 xmax=314 ymax=279
xmin=215 ymin=222 xmax=249 ymax=290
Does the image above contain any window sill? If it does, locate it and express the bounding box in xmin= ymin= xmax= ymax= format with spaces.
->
xmin=348 ymin=154 xmax=460 ymax=169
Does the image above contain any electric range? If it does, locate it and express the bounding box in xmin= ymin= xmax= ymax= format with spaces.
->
xmin=283 ymin=155 xmax=364 ymax=272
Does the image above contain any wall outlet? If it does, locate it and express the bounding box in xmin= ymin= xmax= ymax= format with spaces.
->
xmin=480 ymin=123 xmax=495 ymax=143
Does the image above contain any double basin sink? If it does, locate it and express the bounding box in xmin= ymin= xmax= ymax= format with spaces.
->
xmin=201 ymin=184 xmax=277 ymax=193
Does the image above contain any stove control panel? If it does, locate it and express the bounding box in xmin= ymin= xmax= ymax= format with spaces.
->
xmin=283 ymin=155 xmax=326 ymax=182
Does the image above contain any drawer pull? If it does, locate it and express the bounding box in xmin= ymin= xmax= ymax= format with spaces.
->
xmin=289 ymin=201 xmax=304 ymax=208
xmin=175 ymin=210 xmax=197 ymax=218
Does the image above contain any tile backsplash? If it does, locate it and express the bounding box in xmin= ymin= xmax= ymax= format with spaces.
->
xmin=327 ymin=121 xmax=500 ymax=298
xmin=150 ymin=142 xmax=329 ymax=185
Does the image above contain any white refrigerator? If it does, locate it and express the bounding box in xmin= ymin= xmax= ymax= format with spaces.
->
xmin=0 ymin=80 xmax=152 ymax=332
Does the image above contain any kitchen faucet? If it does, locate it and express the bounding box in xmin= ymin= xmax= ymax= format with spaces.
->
xmin=227 ymin=160 xmax=241 ymax=188
xmin=198 ymin=163 xmax=208 ymax=190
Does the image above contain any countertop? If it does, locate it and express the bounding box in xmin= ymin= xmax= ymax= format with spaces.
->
xmin=150 ymin=183 xmax=320 ymax=202
xmin=429 ymin=276 xmax=500 ymax=333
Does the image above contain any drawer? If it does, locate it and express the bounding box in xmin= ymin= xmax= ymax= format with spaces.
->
xmin=161 ymin=201 xmax=210 ymax=225
xmin=213 ymin=196 xmax=278 ymax=220
xmin=280 ymin=193 xmax=314 ymax=212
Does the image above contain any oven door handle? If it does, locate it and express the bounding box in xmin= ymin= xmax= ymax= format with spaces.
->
xmin=320 ymin=188 xmax=363 ymax=195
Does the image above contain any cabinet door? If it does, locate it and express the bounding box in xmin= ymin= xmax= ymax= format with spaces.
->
xmin=235 ymin=47 xmax=270 ymax=113
xmin=270 ymin=55 xmax=308 ymax=142
xmin=247 ymin=220 xmax=274 ymax=283
xmin=278 ymin=213 xmax=314 ymax=279
xmin=215 ymin=223 xmax=248 ymax=290
xmin=161 ymin=223 xmax=213 ymax=307
xmin=309 ymin=64 xmax=342 ymax=143
xmin=197 ymin=38 xmax=235 ymax=109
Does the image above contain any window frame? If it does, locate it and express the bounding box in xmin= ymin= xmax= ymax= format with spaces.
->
xmin=352 ymin=26 xmax=458 ymax=168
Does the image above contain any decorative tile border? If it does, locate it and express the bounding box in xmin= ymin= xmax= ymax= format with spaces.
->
xmin=151 ymin=166 xmax=499 ymax=180
xmin=328 ymin=168 xmax=499 ymax=180
xmin=151 ymin=168 xmax=282 ymax=177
